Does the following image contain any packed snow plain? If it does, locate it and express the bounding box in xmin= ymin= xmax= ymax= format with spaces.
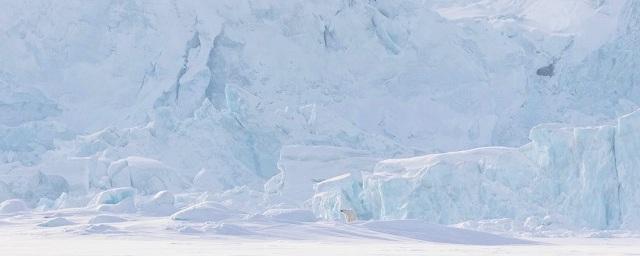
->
xmin=3 ymin=0 xmax=640 ymax=255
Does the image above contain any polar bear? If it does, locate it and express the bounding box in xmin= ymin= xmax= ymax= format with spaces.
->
xmin=340 ymin=209 xmax=357 ymax=223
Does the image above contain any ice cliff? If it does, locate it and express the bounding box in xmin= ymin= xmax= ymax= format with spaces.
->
xmin=1 ymin=0 xmax=640 ymax=231
xmin=314 ymin=109 xmax=640 ymax=230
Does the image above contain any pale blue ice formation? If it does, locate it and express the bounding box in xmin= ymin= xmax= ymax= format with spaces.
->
xmin=1 ymin=0 xmax=640 ymax=232
xmin=313 ymin=110 xmax=640 ymax=230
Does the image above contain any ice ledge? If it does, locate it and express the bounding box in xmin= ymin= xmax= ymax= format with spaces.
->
xmin=314 ymin=109 xmax=640 ymax=230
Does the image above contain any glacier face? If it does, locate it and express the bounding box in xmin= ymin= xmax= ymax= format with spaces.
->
xmin=315 ymin=110 xmax=640 ymax=230
xmin=1 ymin=0 xmax=640 ymax=231
xmin=264 ymin=145 xmax=378 ymax=207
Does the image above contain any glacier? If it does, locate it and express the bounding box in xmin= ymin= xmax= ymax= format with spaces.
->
xmin=1 ymin=0 xmax=640 ymax=240
xmin=313 ymin=110 xmax=640 ymax=230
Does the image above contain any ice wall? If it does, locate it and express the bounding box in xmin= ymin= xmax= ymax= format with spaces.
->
xmin=615 ymin=111 xmax=640 ymax=229
xmin=1 ymin=0 xmax=640 ymax=231
xmin=315 ymin=110 xmax=640 ymax=230
xmin=3 ymin=0 xmax=638 ymax=187
xmin=265 ymin=145 xmax=378 ymax=207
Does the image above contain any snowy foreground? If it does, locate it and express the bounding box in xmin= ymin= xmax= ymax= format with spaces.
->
xmin=1 ymin=209 xmax=639 ymax=256
xmin=3 ymin=236 xmax=640 ymax=256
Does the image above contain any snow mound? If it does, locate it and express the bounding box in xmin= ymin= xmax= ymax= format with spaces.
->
xmin=37 ymin=217 xmax=74 ymax=227
xmin=205 ymin=223 xmax=254 ymax=236
xmin=361 ymin=220 xmax=531 ymax=245
xmin=0 ymin=199 xmax=28 ymax=214
xmin=262 ymin=208 xmax=316 ymax=223
xmin=88 ymin=187 xmax=137 ymax=213
xmin=89 ymin=187 xmax=136 ymax=206
xmin=170 ymin=201 xmax=241 ymax=222
xmin=84 ymin=224 xmax=121 ymax=234
xmin=95 ymin=198 xmax=136 ymax=214
xmin=88 ymin=215 xmax=127 ymax=224
xmin=139 ymin=191 xmax=176 ymax=216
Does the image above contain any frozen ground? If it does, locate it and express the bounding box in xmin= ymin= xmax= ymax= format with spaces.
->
xmin=1 ymin=209 xmax=639 ymax=256
xmin=4 ymin=236 xmax=640 ymax=256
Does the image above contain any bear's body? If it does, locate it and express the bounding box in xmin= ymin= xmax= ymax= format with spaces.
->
xmin=340 ymin=209 xmax=357 ymax=223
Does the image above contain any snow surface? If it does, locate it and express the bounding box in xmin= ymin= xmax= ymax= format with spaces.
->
xmin=36 ymin=217 xmax=74 ymax=227
xmin=1 ymin=207 xmax=640 ymax=255
xmin=138 ymin=190 xmax=176 ymax=216
xmin=3 ymin=236 xmax=640 ymax=256
xmin=87 ymin=215 xmax=127 ymax=224
xmin=170 ymin=201 xmax=242 ymax=222
xmin=262 ymin=208 xmax=316 ymax=223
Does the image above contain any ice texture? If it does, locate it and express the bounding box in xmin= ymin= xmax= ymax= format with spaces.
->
xmin=615 ymin=111 xmax=640 ymax=229
xmin=1 ymin=0 xmax=640 ymax=233
xmin=0 ymin=199 xmax=28 ymax=214
xmin=2 ymin=0 xmax=634 ymax=197
xmin=265 ymin=145 xmax=377 ymax=207
xmin=312 ymin=173 xmax=369 ymax=221
xmin=99 ymin=157 xmax=187 ymax=195
xmin=95 ymin=197 xmax=136 ymax=214
xmin=89 ymin=187 xmax=136 ymax=206
xmin=192 ymin=169 xmax=225 ymax=193
xmin=0 ymin=171 xmax=69 ymax=205
xmin=314 ymin=110 xmax=640 ymax=230
xmin=88 ymin=187 xmax=137 ymax=213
